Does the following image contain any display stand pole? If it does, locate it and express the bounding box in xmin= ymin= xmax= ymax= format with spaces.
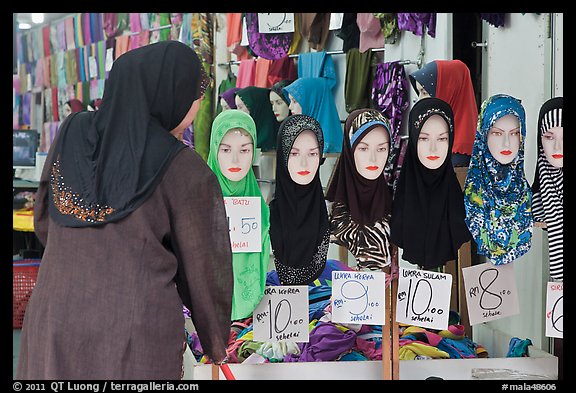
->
xmin=383 ymin=245 xmax=400 ymax=380
xmin=211 ymin=364 xmax=219 ymax=380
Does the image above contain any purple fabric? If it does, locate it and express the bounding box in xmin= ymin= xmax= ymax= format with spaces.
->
xmin=182 ymin=126 xmax=194 ymax=148
xmin=480 ymin=13 xmax=506 ymax=27
xmin=245 ymin=13 xmax=293 ymax=60
xmin=283 ymin=323 xmax=357 ymax=362
xmin=396 ymin=13 xmax=436 ymax=38
xmin=371 ymin=61 xmax=410 ymax=192
xmin=220 ymin=87 xmax=241 ymax=109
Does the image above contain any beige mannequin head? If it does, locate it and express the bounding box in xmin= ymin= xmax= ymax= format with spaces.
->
xmin=417 ymin=114 xmax=450 ymax=169
xmin=217 ymin=128 xmax=254 ymax=182
xmin=287 ymin=130 xmax=320 ymax=185
xmin=270 ymin=90 xmax=290 ymax=122
xmin=353 ymin=126 xmax=390 ymax=179
xmin=487 ymin=114 xmax=521 ymax=164
xmin=542 ymin=126 xmax=563 ymax=168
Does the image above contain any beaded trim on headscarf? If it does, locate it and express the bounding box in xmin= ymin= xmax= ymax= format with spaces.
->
xmin=279 ymin=115 xmax=324 ymax=168
xmin=50 ymin=156 xmax=115 ymax=223
xmin=413 ymin=107 xmax=453 ymax=132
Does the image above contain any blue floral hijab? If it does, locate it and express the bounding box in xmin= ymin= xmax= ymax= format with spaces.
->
xmin=463 ymin=94 xmax=533 ymax=265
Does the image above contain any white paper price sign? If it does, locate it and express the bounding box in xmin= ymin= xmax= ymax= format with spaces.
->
xmin=223 ymin=197 xmax=261 ymax=253
xmin=545 ymin=282 xmax=563 ymax=339
xmin=329 ymin=13 xmax=344 ymax=30
xmin=253 ymin=286 xmax=309 ymax=342
xmin=331 ymin=271 xmax=386 ymax=325
xmin=396 ymin=267 xmax=452 ymax=330
xmin=258 ymin=13 xmax=295 ymax=33
xmin=462 ymin=262 xmax=520 ymax=325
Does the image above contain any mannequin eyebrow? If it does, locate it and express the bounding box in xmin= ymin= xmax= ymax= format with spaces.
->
xmin=357 ymin=141 xmax=390 ymax=146
xmin=490 ymin=126 xmax=520 ymax=132
xmin=219 ymin=142 xmax=253 ymax=147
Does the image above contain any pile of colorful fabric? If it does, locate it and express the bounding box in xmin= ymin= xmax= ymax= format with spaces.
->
xmin=185 ymin=259 xmax=487 ymax=364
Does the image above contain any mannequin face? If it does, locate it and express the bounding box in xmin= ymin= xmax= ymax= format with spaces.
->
xmin=542 ymin=126 xmax=563 ymax=168
xmin=62 ymin=103 xmax=73 ymax=119
xmin=416 ymin=81 xmax=431 ymax=100
xmin=220 ymin=97 xmax=231 ymax=111
xmin=417 ymin=114 xmax=450 ymax=169
xmin=217 ymin=128 xmax=254 ymax=182
xmin=235 ymin=95 xmax=249 ymax=114
xmin=353 ymin=126 xmax=390 ymax=180
xmin=487 ymin=114 xmax=521 ymax=164
xmin=288 ymin=94 xmax=303 ymax=115
xmin=287 ymin=130 xmax=320 ymax=185
xmin=170 ymin=96 xmax=204 ymax=140
xmin=270 ymin=91 xmax=290 ymax=122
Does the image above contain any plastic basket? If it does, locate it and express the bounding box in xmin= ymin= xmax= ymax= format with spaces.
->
xmin=13 ymin=259 xmax=40 ymax=329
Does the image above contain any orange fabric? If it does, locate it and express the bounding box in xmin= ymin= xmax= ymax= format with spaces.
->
xmin=115 ymin=36 xmax=130 ymax=60
xmin=254 ymin=58 xmax=273 ymax=88
xmin=226 ymin=13 xmax=243 ymax=49
xmin=435 ymin=60 xmax=478 ymax=155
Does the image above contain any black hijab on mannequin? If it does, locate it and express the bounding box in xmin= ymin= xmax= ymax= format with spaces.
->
xmin=269 ymin=114 xmax=329 ymax=285
xmin=48 ymin=41 xmax=210 ymax=227
xmin=390 ymin=97 xmax=470 ymax=269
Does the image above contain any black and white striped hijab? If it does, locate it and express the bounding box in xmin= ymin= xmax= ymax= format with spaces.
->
xmin=531 ymin=97 xmax=563 ymax=281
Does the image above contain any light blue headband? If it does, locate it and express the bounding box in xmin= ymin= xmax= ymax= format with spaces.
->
xmin=350 ymin=120 xmax=390 ymax=147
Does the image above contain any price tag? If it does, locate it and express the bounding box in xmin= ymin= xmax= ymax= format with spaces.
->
xmin=331 ymin=270 xmax=386 ymax=325
xmin=223 ymin=197 xmax=261 ymax=253
xmin=462 ymin=262 xmax=520 ymax=325
xmin=545 ymin=282 xmax=563 ymax=338
xmin=258 ymin=13 xmax=294 ymax=33
xmin=396 ymin=267 xmax=452 ymax=330
xmin=253 ymin=286 xmax=309 ymax=342
xmin=329 ymin=13 xmax=344 ymax=30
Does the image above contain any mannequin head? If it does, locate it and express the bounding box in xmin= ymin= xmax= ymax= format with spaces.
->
xmin=287 ymin=129 xmax=320 ymax=185
xmin=417 ymin=114 xmax=450 ymax=169
xmin=217 ymin=128 xmax=254 ymax=182
xmin=235 ymin=95 xmax=249 ymax=114
xmin=353 ymin=126 xmax=390 ymax=179
xmin=62 ymin=99 xmax=85 ymax=119
xmin=541 ymin=126 xmax=563 ymax=168
xmin=288 ymin=94 xmax=303 ymax=115
xmin=220 ymin=97 xmax=231 ymax=111
xmin=487 ymin=114 xmax=521 ymax=164
xmin=416 ymin=81 xmax=431 ymax=100
xmin=270 ymin=90 xmax=290 ymax=122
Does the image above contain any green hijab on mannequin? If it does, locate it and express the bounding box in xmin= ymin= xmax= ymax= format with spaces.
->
xmin=207 ymin=109 xmax=271 ymax=321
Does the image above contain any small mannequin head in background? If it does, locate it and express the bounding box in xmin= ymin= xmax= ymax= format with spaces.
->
xmin=287 ymin=94 xmax=303 ymax=115
xmin=269 ymin=79 xmax=293 ymax=122
xmin=487 ymin=113 xmax=521 ymax=165
xmin=62 ymin=99 xmax=85 ymax=119
xmin=219 ymin=87 xmax=240 ymax=112
xmin=87 ymin=98 xmax=102 ymax=111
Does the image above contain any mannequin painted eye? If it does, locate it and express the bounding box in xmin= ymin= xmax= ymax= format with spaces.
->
xmin=217 ymin=128 xmax=254 ymax=182
xmin=487 ymin=114 xmax=521 ymax=164
xmin=287 ymin=130 xmax=320 ymax=185
xmin=353 ymin=126 xmax=390 ymax=180
xmin=417 ymin=114 xmax=450 ymax=170
xmin=541 ymin=126 xmax=563 ymax=168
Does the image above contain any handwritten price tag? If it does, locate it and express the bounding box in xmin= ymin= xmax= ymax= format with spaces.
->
xmin=253 ymin=286 xmax=309 ymax=342
xmin=223 ymin=197 xmax=261 ymax=253
xmin=546 ymin=282 xmax=563 ymax=338
xmin=462 ymin=262 xmax=520 ymax=325
xmin=396 ymin=267 xmax=452 ymax=330
xmin=257 ymin=13 xmax=295 ymax=33
xmin=331 ymin=271 xmax=386 ymax=325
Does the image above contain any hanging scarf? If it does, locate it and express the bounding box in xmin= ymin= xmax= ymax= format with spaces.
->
xmin=326 ymin=109 xmax=394 ymax=270
xmin=192 ymin=61 xmax=214 ymax=162
xmin=299 ymin=13 xmax=331 ymax=51
xmin=463 ymin=94 xmax=533 ymax=265
xmin=267 ymin=55 xmax=298 ymax=86
xmin=270 ymin=114 xmax=329 ymax=285
xmin=371 ymin=61 xmax=410 ymax=192
xmin=283 ymin=77 xmax=343 ymax=154
xmin=344 ymin=48 xmax=374 ymax=113
xmin=235 ymin=86 xmax=279 ymax=152
xmin=47 ymin=41 xmax=210 ymax=227
xmin=531 ymin=97 xmax=563 ymax=281
xmin=390 ymin=98 xmax=470 ymax=269
xmin=207 ymin=110 xmax=271 ymax=320
xmin=297 ymin=51 xmax=337 ymax=88
xmin=335 ymin=13 xmax=360 ymax=53
xmin=396 ymin=13 xmax=436 ymax=37
xmin=244 ymin=13 xmax=293 ymax=60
